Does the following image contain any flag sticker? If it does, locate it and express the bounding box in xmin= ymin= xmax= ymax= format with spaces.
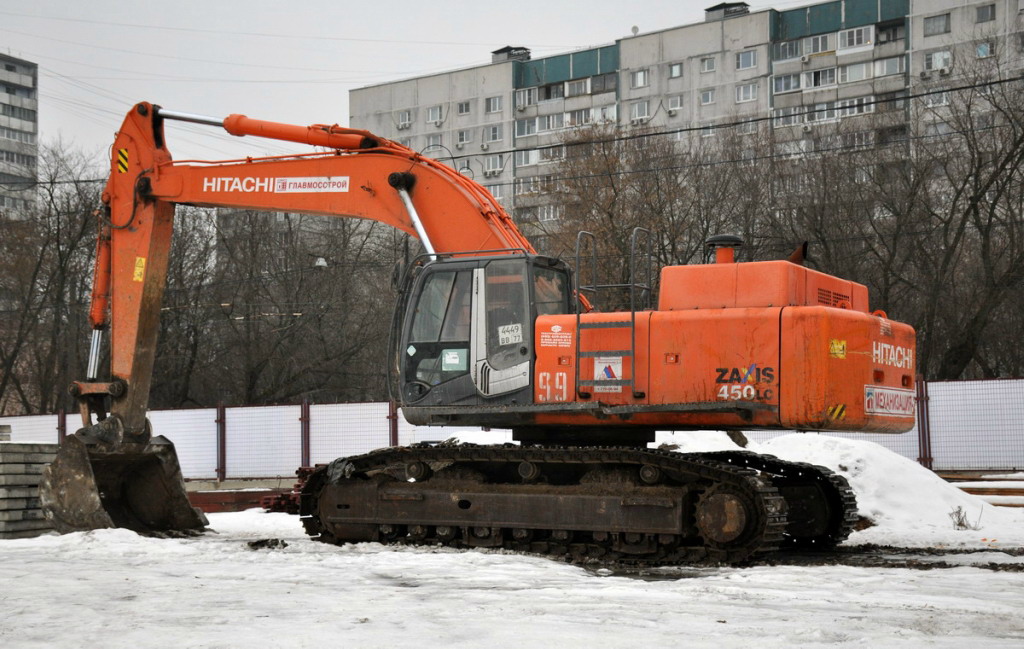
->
xmin=593 ymin=356 xmax=623 ymax=393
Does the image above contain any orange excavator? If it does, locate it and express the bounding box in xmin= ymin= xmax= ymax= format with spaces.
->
xmin=40 ymin=102 xmax=916 ymax=563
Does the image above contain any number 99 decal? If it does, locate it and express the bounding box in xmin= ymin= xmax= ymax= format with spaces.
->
xmin=538 ymin=371 xmax=568 ymax=402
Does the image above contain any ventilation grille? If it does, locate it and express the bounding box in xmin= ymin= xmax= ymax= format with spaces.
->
xmin=817 ymin=288 xmax=851 ymax=307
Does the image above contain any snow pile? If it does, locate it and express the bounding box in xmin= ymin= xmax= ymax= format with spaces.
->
xmin=655 ymin=431 xmax=1024 ymax=548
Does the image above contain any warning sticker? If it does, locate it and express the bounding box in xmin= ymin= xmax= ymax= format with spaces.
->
xmin=864 ymin=385 xmax=915 ymax=417
xmin=133 ymin=256 xmax=146 ymax=282
xmin=593 ymin=356 xmax=623 ymax=393
xmin=829 ymin=339 xmax=847 ymax=359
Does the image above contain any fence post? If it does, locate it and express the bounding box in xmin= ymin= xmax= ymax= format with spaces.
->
xmin=57 ymin=409 xmax=66 ymax=443
xmin=915 ymin=376 xmax=933 ymax=469
xmin=300 ymin=399 xmax=311 ymax=467
xmin=215 ymin=402 xmax=227 ymax=481
xmin=388 ymin=400 xmax=399 ymax=447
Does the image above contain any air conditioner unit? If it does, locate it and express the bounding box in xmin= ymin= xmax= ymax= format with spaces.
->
xmin=920 ymin=70 xmax=931 ymax=79
xmin=802 ymin=123 xmax=813 ymax=133
xmin=455 ymin=142 xmax=463 ymax=149
xmin=517 ymin=105 xmax=526 ymax=112
xmin=397 ymin=123 xmax=410 ymax=130
xmin=801 ymin=55 xmax=810 ymax=63
xmin=480 ymin=143 xmax=489 ymax=151
xmin=939 ymin=67 xmax=951 ymax=76
xmin=667 ymin=108 xmax=677 ymax=116
xmin=434 ymin=120 xmax=442 ymax=127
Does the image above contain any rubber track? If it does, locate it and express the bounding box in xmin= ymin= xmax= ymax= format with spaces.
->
xmin=300 ymin=444 xmax=790 ymax=565
xmin=700 ymin=450 xmax=859 ymax=548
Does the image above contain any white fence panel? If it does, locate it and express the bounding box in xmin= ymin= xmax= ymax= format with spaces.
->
xmin=310 ymin=402 xmax=391 ymax=464
xmin=224 ymin=405 xmax=301 ymax=478
xmin=149 ymin=408 xmax=219 ymax=480
xmin=0 ymin=415 xmax=59 ymax=443
xmin=927 ymin=380 xmax=1024 ymax=471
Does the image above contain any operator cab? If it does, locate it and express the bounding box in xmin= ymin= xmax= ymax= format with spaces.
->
xmin=398 ymin=254 xmax=571 ymax=407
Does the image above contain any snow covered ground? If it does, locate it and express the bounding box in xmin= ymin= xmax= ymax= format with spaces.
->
xmin=2 ymin=435 xmax=1023 ymax=648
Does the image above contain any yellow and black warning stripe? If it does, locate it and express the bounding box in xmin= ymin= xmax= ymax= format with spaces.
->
xmin=117 ymin=148 xmax=129 ymax=174
xmin=827 ymin=404 xmax=847 ymax=420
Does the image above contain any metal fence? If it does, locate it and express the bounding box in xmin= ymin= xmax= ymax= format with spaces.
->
xmin=2 ymin=378 xmax=1021 ymax=479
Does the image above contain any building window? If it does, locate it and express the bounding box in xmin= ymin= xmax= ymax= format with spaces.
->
xmin=877 ymin=22 xmax=905 ymax=44
xmin=630 ymin=100 xmax=650 ymax=120
xmin=538 ymin=113 xmax=564 ymax=131
xmin=925 ymin=91 xmax=950 ymax=108
xmin=515 ymin=118 xmax=537 ymax=137
xmin=772 ymin=106 xmax=802 ymax=127
xmin=977 ymin=4 xmax=995 ymax=23
xmin=700 ymin=57 xmax=716 ymax=73
xmin=874 ymin=55 xmax=906 ymax=77
xmin=457 ymin=101 xmax=471 ymax=115
xmin=668 ymin=62 xmax=683 ymax=78
xmin=700 ymin=122 xmax=716 ymax=138
xmin=397 ymin=137 xmax=412 ymax=148
xmin=773 ymin=39 xmax=802 ymax=61
xmin=838 ymin=26 xmax=873 ymax=49
xmin=539 ymin=146 xmax=564 ymax=163
xmin=839 ymin=62 xmax=871 ymax=83
xmin=807 ymin=34 xmax=832 ymax=54
xmin=806 ymin=101 xmax=837 ymax=123
xmin=836 ymin=96 xmax=875 ymax=117
xmin=485 ymin=96 xmax=502 ymax=113
xmin=735 ymin=50 xmax=757 ymax=70
xmin=924 ymin=50 xmax=952 ymax=71
xmin=485 ymin=154 xmax=503 ymax=173
xmin=630 ymin=69 xmax=649 ymax=88
xmin=595 ymin=105 xmax=617 ymax=122
xmin=977 ymin=42 xmax=994 ymax=59
xmin=923 ymin=14 xmax=951 ymax=37
xmin=773 ymin=73 xmax=801 ymax=94
xmin=0 ymin=126 xmax=36 ymax=144
xmin=484 ymin=124 xmax=503 ymax=142
xmin=668 ymin=95 xmax=684 ymax=110
xmin=566 ymin=78 xmax=590 ymax=97
xmin=699 ymin=88 xmax=715 ymax=105
xmin=539 ymin=83 xmax=564 ymax=101
xmin=737 ymin=120 xmax=758 ymax=135
xmin=804 ymin=68 xmax=837 ymax=88
xmin=538 ymin=205 xmax=562 ymax=222
xmin=515 ymin=150 xmax=537 ymax=167
xmin=426 ymin=134 xmax=442 ymax=148
xmin=735 ymin=82 xmax=757 ymax=103
xmin=457 ymin=130 xmax=471 ymax=145
xmin=397 ymin=110 xmax=412 ymax=127
xmin=591 ymin=73 xmax=617 ymax=93
xmin=426 ymin=105 xmax=442 ymax=123
xmin=484 ymin=183 xmax=502 ymax=199
xmin=567 ymin=109 xmax=592 ymax=126
xmin=515 ymin=88 xmax=536 ymax=108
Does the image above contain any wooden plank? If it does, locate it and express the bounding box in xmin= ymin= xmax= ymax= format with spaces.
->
xmin=0 ymin=487 xmax=36 ymax=499
xmin=0 ymin=474 xmax=41 ymax=487
xmin=0 ymin=509 xmax=45 ymax=522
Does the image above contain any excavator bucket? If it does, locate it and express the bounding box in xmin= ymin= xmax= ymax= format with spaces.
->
xmin=39 ymin=435 xmax=208 ymax=535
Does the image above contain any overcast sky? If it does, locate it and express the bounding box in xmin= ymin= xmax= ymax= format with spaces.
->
xmin=1 ymin=0 xmax=788 ymax=163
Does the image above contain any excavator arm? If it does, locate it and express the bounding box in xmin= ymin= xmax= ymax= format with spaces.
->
xmin=43 ymin=102 xmax=535 ymax=534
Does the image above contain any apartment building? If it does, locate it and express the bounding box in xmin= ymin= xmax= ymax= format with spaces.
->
xmin=349 ymin=1 xmax=1024 ymax=238
xmin=0 ymin=53 xmax=37 ymax=216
